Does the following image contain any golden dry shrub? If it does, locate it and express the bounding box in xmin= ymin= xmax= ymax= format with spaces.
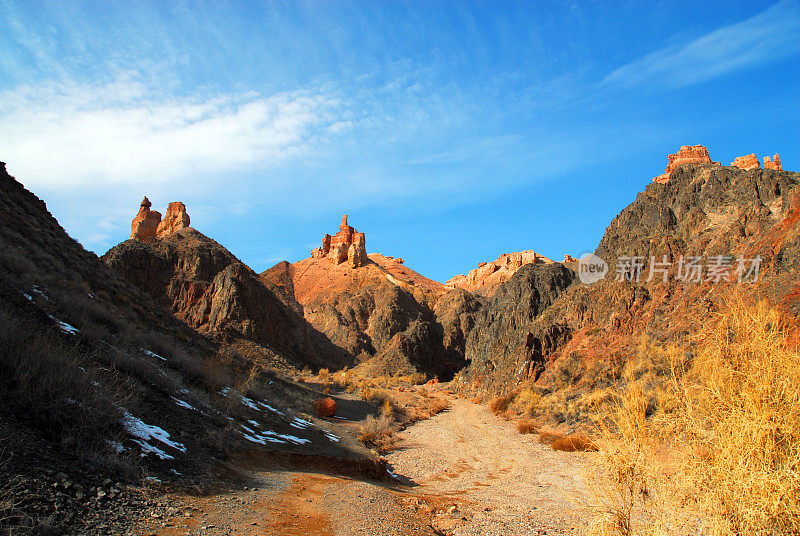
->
xmin=516 ymin=420 xmax=538 ymax=434
xmin=489 ymin=391 xmax=517 ymax=414
xmin=358 ymin=415 xmax=397 ymax=453
xmin=551 ymin=434 xmax=597 ymax=452
xmin=589 ymin=297 xmax=800 ymax=536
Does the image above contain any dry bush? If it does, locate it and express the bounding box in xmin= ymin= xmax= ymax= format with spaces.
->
xmin=427 ymin=397 xmax=450 ymax=416
xmin=317 ymin=368 xmax=329 ymax=382
xmin=358 ymin=415 xmax=397 ymax=453
xmin=537 ymin=431 xmax=560 ymax=444
xmin=488 ymin=392 xmax=517 ymax=414
xmin=511 ymin=383 xmax=544 ymax=416
xmin=516 ymin=420 xmax=539 ymax=434
xmin=0 ymin=308 xmax=126 ymax=453
xmin=589 ymin=297 xmax=800 ymax=536
xmin=551 ymin=434 xmax=597 ymax=452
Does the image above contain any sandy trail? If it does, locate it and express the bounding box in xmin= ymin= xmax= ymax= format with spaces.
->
xmin=385 ymin=398 xmax=594 ymax=535
xmin=137 ymin=398 xmax=593 ymax=536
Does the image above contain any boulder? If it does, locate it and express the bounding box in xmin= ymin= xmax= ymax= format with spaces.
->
xmin=312 ymin=397 xmax=337 ymax=417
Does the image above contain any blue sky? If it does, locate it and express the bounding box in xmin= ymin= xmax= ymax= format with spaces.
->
xmin=1 ymin=0 xmax=798 ymax=282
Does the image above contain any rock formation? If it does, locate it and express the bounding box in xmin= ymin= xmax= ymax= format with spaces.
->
xmin=104 ymin=228 xmax=350 ymax=369
xmin=131 ymin=198 xmax=191 ymax=241
xmin=130 ymin=197 xmax=162 ymax=241
xmin=445 ymin=251 xmax=553 ymax=296
xmin=311 ymin=215 xmax=368 ymax=268
xmin=653 ymin=145 xmax=719 ymax=183
xmin=730 ymin=153 xmax=760 ymax=170
xmin=563 ymin=254 xmax=578 ymax=263
xmin=764 ymin=154 xmax=783 ymax=171
xmin=156 ymin=202 xmax=190 ymax=238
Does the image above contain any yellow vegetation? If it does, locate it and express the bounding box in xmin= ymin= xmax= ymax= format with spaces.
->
xmin=589 ymin=297 xmax=800 ymax=535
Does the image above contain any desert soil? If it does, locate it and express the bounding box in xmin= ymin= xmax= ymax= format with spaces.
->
xmin=136 ymin=397 xmax=594 ymax=536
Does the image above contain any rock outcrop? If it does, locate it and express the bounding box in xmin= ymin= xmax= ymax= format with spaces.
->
xmin=563 ymin=254 xmax=578 ymax=263
xmin=130 ymin=197 xmax=162 ymax=241
xmin=764 ymin=154 xmax=783 ymax=171
xmin=156 ymin=202 xmax=190 ymax=238
xmin=311 ymin=215 xmax=368 ymax=268
xmin=104 ymin=228 xmax=349 ymax=369
xmin=461 ymin=263 xmax=577 ymax=393
xmin=730 ymin=154 xmax=760 ymax=170
xmin=460 ymin=162 xmax=800 ymax=403
xmin=131 ymin=198 xmax=191 ymax=241
xmin=445 ymin=251 xmax=553 ymax=296
xmin=653 ymin=145 xmax=720 ymax=183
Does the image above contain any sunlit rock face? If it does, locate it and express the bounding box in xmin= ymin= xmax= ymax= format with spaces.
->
xmin=156 ymin=202 xmax=190 ymax=238
xmin=653 ymin=145 xmax=718 ymax=183
xmin=131 ymin=198 xmax=190 ymax=241
xmin=310 ymin=214 xmax=368 ymax=268
xmin=130 ymin=197 xmax=162 ymax=241
xmin=764 ymin=154 xmax=783 ymax=171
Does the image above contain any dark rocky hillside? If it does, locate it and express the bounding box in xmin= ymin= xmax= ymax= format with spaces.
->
xmin=103 ymin=229 xmax=350 ymax=371
xmin=0 ymin=162 xmax=380 ymax=534
xmin=458 ymin=163 xmax=800 ymax=416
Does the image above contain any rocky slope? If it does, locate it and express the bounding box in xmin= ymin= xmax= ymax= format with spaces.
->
xmin=262 ymin=217 xmax=476 ymax=380
xmin=0 ymin=162 xmax=376 ymax=534
xmin=445 ymin=250 xmax=554 ymax=297
xmin=105 ymin=212 xmax=349 ymax=370
xmin=459 ymin=152 xmax=800 ymax=411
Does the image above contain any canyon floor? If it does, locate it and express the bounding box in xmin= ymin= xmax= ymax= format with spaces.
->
xmin=136 ymin=395 xmax=594 ymax=536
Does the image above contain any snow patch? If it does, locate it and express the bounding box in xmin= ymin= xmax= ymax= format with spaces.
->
xmin=239 ymin=424 xmax=310 ymax=446
xmin=171 ymin=397 xmax=196 ymax=411
xmin=289 ymin=417 xmax=312 ymax=430
xmin=141 ymin=348 xmax=167 ymax=361
xmin=122 ymin=411 xmax=186 ymax=460
xmin=47 ymin=314 xmax=79 ymax=334
xmin=258 ymin=402 xmax=285 ymax=416
xmin=322 ymin=430 xmax=340 ymax=443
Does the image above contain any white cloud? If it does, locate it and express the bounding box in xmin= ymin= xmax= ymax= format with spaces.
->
xmin=0 ymin=76 xmax=344 ymax=187
xmin=603 ymin=0 xmax=800 ymax=89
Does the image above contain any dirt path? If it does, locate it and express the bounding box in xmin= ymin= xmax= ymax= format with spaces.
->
xmin=385 ymin=399 xmax=594 ymax=535
xmin=137 ymin=398 xmax=593 ymax=535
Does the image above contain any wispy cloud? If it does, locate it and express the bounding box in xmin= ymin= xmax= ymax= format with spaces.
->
xmin=603 ymin=0 xmax=800 ymax=89
xmin=0 ymin=74 xmax=345 ymax=187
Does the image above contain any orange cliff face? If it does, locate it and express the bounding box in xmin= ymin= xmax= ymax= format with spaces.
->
xmin=130 ymin=197 xmax=190 ymax=241
xmin=156 ymin=202 xmax=190 ymax=238
xmin=652 ymin=145 xmax=719 ymax=183
xmin=446 ymin=251 xmax=554 ymax=296
xmin=130 ymin=197 xmax=162 ymax=241
xmin=764 ymin=154 xmax=783 ymax=171
xmin=730 ymin=153 xmax=760 ymax=170
xmin=310 ymin=214 xmax=367 ymax=268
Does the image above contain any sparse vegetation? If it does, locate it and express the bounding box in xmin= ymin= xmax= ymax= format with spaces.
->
xmin=589 ymin=298 xmax=800 ymax=536
xmin=358 ymin=415 xmax=397 ymax=453
xmin=488 ymin=392 xmax=516 ymax=414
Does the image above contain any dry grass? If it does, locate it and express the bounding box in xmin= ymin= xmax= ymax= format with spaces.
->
xmin=589 ymin=297 xmax=800 ymax=536
xmin=516 ymin=420 xmax=539 ymax=434
xmin=551 ymin=434 xmax=597 ymax=452
xmin=488 ymin=392 xmax=517 ymax=414
xmin=358 ymin=415 xmax=397 ymax=453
